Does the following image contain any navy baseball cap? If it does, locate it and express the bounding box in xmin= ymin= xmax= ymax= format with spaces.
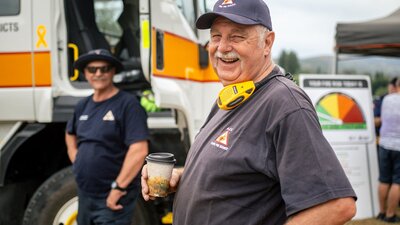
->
xmin=196 ymin=0 xmax=272 ymax=30
xmin=74 ymin=49 xmax=124 ymax=73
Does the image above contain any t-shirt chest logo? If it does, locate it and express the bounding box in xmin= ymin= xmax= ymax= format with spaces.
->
xmin=79 ymin=115 xmax=88 ymax=120
xmin=211 ymin=127 xmax=233 ymax=151
xmin=216 ymin=130 xmax=229 ymax=146
xmin=103 ymin=110 xmax=115 ymax=121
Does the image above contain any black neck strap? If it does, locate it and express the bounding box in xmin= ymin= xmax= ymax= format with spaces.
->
xmin=254 ymin=66 xmax=286 ymax=90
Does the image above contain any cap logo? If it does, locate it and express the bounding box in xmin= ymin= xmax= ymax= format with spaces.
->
xmin=220 ymin=0 xmax=236 ymax=8
xmin=94 ymin=49 xmax=102 ymax=55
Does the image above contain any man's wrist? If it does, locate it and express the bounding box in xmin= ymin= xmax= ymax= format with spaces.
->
xmin=111 ymin=181 xmax=127 ymax=192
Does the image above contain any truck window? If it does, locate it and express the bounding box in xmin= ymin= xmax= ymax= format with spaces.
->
xmin=94 ymin=0 xmax=123 ymax=48
xmin=204 ymin=0 xmax=214 ymax=13
xmin=66 ymin=0 xmax=149 ymax=90
xmin=0 ymin=0 xmax=20 ymax=16
xmin=175 ymin=0 xmax=196 ymax=30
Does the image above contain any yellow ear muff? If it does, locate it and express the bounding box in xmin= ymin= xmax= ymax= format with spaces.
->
xmin=217 ymin=81 xmax=255 ymax=110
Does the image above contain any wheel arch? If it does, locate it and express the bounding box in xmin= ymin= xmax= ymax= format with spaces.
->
xmin=0 ymin=122 xmax=71 ymax=186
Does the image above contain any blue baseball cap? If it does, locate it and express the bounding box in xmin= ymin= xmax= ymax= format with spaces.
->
xmin=196 ymin=0 xmax=272 ymax=30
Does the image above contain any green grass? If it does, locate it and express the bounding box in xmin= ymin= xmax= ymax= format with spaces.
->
xmin=346 ymin=218 xmax=399 ymax=225
xmin=347 ymin=210 xmax=400 ymax=225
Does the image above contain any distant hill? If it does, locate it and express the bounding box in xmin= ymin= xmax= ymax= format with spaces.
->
xmin=299 ymin=55 xmax=400 ymax=77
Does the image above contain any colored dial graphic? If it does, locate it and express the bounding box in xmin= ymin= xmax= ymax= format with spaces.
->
xmin=316 ymin=92 xmax=366 ymax=130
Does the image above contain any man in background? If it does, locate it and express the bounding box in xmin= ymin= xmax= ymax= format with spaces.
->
xmin=374 ymin=77 xmax=398 ymax=141
xmin=377 ymin=77 xmax=400 ymax=223
xmin=66 ymin=49 xmax=149 ymax=225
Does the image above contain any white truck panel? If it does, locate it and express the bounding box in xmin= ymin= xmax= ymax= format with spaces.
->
xmin=34 ymin=88 xmax=52 ymax=122
xmin=0 ymin=88 xmax=35 ymax=121
xmin=0 ymin=0 xmax=32 ymax=52
xmin=32 ymin=0 xmax=51 ymax=52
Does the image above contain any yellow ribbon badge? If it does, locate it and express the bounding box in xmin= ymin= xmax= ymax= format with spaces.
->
xmin=36 ymin=25 xmax=48 ymax=48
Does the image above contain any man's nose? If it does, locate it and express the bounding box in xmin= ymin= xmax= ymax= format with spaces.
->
xmin=217 ymin=38 xmax=233 ymax=52
xmin=94 ymin=69 xmax=103 ymax=76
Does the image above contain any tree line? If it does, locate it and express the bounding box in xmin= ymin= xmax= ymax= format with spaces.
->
xmin=277 ymin=49 xmax=393 ymax=97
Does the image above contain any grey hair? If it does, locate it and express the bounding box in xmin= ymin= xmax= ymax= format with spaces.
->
xmin=256 ymin=25 xmax=269 ymax=47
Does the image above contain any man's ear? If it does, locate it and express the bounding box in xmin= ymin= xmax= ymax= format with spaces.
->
xmin=264 ymin=31 xmax=275 ymax=56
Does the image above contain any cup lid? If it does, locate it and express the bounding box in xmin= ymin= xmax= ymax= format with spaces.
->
xmin=146 ymin=152 xmax=176 ymax=164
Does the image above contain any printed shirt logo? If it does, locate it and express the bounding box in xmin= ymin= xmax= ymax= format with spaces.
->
xmin=211 ymin=127 xmax=233 ymax=151
xmin=103 ymin=110 xmax=115 ymax=121
xmin=220 ymin=0 xmax=236 ymax=7
xmin=79 ymin=115 xmax=88 ymax=121
xmin=216 ymin=130 xmax=229 ymax=146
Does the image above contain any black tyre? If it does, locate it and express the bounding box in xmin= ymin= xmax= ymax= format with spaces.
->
xmin=22 ymin=166 xmax=159 ymax=225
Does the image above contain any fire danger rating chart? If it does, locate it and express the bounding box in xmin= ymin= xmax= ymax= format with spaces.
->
xmin=316 ymin=92 xmax=366 ymax=130
xmin=301 ymin=74 xmax=378 ymax=219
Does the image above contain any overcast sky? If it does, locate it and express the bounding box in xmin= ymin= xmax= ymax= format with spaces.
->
xmin=266 ymin=0 xmax=400 ymax=58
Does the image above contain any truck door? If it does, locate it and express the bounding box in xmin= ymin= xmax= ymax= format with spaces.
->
xmin=0 ymin=0 xmax=52 ymax=122
xmin=149 ymin=0 xmax=220 ymax=140
xmin=0 ymin=0 xmax=35 ymax=121
xmin=65 ymin=0 xmax=150 ymax=90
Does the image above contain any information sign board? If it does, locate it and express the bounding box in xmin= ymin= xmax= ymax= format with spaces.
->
xmin=299 ymin=74 xmax=379 ymax=219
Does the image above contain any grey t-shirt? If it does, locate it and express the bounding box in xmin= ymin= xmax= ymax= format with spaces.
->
xmin=379 ymin=93 xmax=400 ymax=151
xmin=173 ymin=70 xmax=356 ymax=225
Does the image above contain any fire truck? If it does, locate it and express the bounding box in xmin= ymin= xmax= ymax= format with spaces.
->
xmin=0 ymin=0 xmax=220 ymax=224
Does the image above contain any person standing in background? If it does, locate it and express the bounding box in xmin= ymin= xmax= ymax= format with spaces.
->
xmin=65 ymin=49 xmax=149 ymax=225
xmin=374 ymin=77 xmax=398 ymax=142
xmin=376 ymin=77 xmax=400 ymax=223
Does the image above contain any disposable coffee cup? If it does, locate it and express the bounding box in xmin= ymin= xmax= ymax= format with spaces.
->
xmin=145 ymin=153 xmax=176 ymax=197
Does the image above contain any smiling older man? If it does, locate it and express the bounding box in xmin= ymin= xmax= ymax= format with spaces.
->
xmin=141 ymin=0 xmax=357 ymax=224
